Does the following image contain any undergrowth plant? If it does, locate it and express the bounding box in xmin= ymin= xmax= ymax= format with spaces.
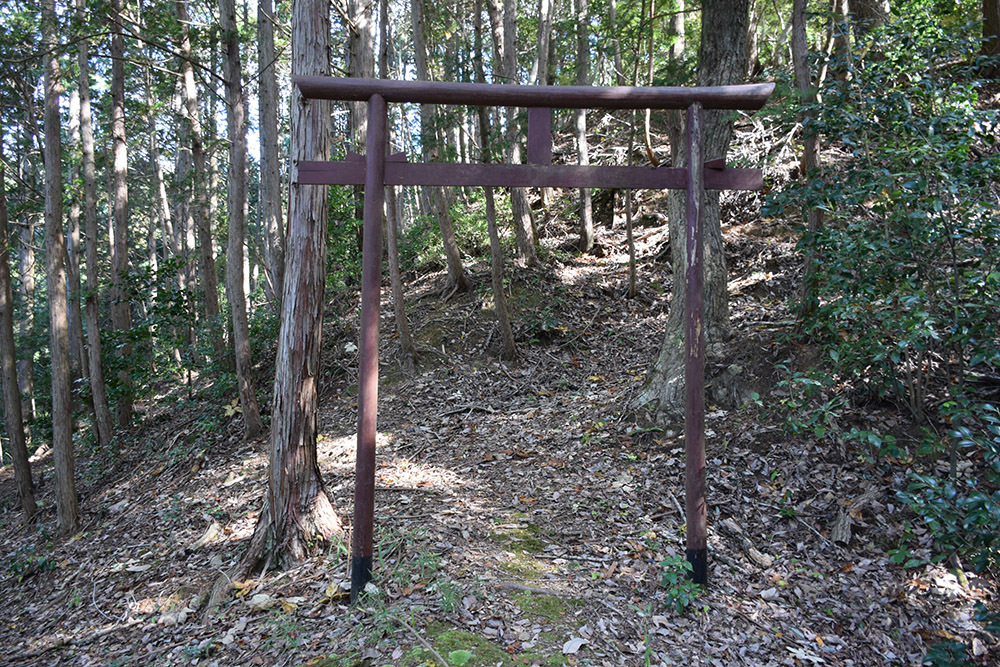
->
xmin=764 ymin=2 xmax=1000 ymax=588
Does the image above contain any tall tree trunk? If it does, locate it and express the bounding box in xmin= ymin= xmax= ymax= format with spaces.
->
xmin=176 ymin=0 xmax=226 ymax=363
xmin=16 ymin=88 xmax=36 ymax=424
xmin=475 ymin=2 xmax=517 ymax=360
xmin=851 ymin=0 xmax=889 ymax=37
xmin=258 ymin=0 xmax=284 ymax=309
xmin=668 ymin=0 xmax=685 ymax=62
xmin=574 ymin=0 xmax=594 ymax=252
xmin=411 ymin=0 xmax=470 ymax=293
xmin=66 ymin=91 xmax=88 ymax=386
xmin=609 ymin=0 xmax=625 ymax=85
xmin=494 ymin=0 xmax=537 ymax=267
xmin=380 ymin=0 xmax=418 ymax=372
xmin=793 ymin=0 xmax=823 ymax=316
xmin=239 ymin=0 xmax=343 ymax=576
xmin=43 ymin=0 xmax=79 ymax=534
xmin=633 ymin=0 xmax=750 ymax=419
xmin=530 ymin=0 xmax=555 ymax=228
xmin=0 ymin=155 xmax=37 ymax=522
xmin=983 ymin=0 xmax=1000 ymax=77
xmin=77 ymin=0 xmax=113 ymax=447
xmin=110 ymin=0 xmax=133 ymax=428
xmin=221 ymin=0 xmax=265 ymax=440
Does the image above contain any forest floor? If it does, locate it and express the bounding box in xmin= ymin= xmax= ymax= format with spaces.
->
xmin=1 ymin=186 xmax=997 ymax=666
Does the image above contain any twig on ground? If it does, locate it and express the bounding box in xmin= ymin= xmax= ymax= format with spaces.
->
xmin=399 ymin=616 xmax=449 ymax=667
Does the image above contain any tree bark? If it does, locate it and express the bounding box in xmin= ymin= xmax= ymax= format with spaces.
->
xmin=65 ymin=91 xmax=88 ymax=386
xmin=176 ymin=0 xmax=226 ymax=363
xmin=475 ymin=0 xmax=516 ymax=360
xmin=17 ymin=83 xmax=37 ymax=424
xmin=380 ymin=0 xmax=418 ymax=372
xmin=984 ymin=0 xmax=1000 ymax=77
xmin=633 ymin=0 xmax=750 ymax=419
xmin=0 ymin=156 xmax=37 ymax=522
xmin=793 ymin=0 xmax=824 ymax=316
xmin=43 ymin=0 xmax=79 ymax=534
xmin=574 ymin=0 xmax=594 ymax=252
xmin=77 ymin=0 xmax=113 ymax=447
xmin=411 ymin=0 xmax=470 ymax=293
xmin=240 ymin=0 xmax=343 ymax=574
xmin=221 ymin=0 xmax=265 ymax=440
xmin=258 ymin=0 xmax=285 ymax=309
xmin=110 ymin=0 xmax=133 ymax=428
xmin=530 ymin=0 xmax=555 ymax=227
xmin=492 ymin=0 xmax=538 ymax=267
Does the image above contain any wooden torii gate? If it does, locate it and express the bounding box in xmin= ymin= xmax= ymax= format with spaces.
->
xmin=292 ymin=76 xmax=774 ymax=601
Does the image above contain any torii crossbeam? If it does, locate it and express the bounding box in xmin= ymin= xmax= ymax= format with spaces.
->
xmin=292 ymin=76 xmax=775 ymax=602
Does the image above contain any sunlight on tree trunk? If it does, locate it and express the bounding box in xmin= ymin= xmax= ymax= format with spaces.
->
xmin=235 ymin=0 xmax=343 ymax=582
xmin=633 ymin=0 xmax=751 ymax=420
xmin=43 ymin=0 xmax=79 ymax=534
xmin=0 ymin=155 xmax=36 ymax=523
xmin=220 ymin=0 xmax=265 ymax=440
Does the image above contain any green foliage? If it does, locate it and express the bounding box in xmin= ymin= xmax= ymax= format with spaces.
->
xmin=657 ymin=554 xmax=703 ymax=614
xmin=770 ymin=362 xmax=844 ymax=439
xmin=327 ymin=184 xmax=364 ymax=293
xmin=764 ymin=3 xmax=1000 ymax=576
xmin=922 ymin=604 xmax=1000 ymax=666
xmin=3 ymin=545 xmax=57 ymax=583
xmin=900 ymin=404 xmax=1000 ymax=570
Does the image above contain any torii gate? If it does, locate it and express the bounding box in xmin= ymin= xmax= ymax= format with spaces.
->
xmin=292 ymin=76 xmax=774 ymax=601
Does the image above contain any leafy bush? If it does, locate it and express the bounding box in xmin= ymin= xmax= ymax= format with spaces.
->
xmin=764 ymin=3 xmax=1000 ymax=576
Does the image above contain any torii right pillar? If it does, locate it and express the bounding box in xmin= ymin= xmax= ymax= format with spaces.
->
xmin=684 ymin=102 xmax=708 ymax=585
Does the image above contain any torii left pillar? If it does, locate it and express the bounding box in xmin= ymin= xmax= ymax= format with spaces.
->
xmin=351 ymin=93 xmax=387 ymax=601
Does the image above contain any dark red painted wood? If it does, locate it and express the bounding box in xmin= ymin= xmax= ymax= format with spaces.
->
xmin=295 ymin=160 xmax=763 ymax=190
xmin=351 ymin=93 xmax=387 ymax=601
xmin=684 ymin=103 xmax=708 ymax=585
xmin=296 ymin=76 xmax=775 ymax=110
xmin=527 ymin=107 xmax=552 ymax=165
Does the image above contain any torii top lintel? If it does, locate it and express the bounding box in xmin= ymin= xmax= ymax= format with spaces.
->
xmin=293 ymin=78 xmax=775 ymax=191
xmin=295 ymin=76 xmax=775 ymax=111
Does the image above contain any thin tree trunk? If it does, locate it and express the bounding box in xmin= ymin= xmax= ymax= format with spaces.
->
xmin=110 ymin=0 xmax=132 ymax=428
xmin=176 ymin=0 xmax=226 ymax=363
xmin=380 ymin=0 xmax=418 ymax=372
xmin=530 ymin=0 xmax=554 ymax=229
xmin=644 ymin=0 xmax=661 ymax=166
xmin=0 ymin=155 xmax=37 ymax=522
xmin=43 ymin=0 xmax=79 ymax=534
xmin=498 ymin=0 xmax=537 ymax=266
xmin=574 ymin=0 xmax=594 ymax=252
xmin=669 ymin=0 xmax=685 ymax=61
xmin=793 ymin=0 xmax=823 ymax=316
xmin=609 ymin=0 xmax=625 ymax=84
xmin=66 ymin=91 xmax=88 ymax=385
xmin=258 ymin=0 xmax=284 ymax=309
xmin=239 ymin=0 xmax=343 ymax=576
xmin=411 ymin=0 xmax=470 ymax=293
xmin=77 ymin=0 xmax=113 ymax=447
xmin=475 ymin=0 xmax=516 ymax=360
xmin=983 ymin=0 xmax=999 ymax=77
xmin=17 ymin=95 xmax=36 ymax=424
xmin=221 ymin=0 xmax=265 ymax=440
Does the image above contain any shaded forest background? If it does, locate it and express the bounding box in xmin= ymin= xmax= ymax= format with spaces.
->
xmin=1 ymin=0 xmax=1000 ymax=662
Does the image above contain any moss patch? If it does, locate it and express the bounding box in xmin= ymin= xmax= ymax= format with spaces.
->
xmin=401 ymin=627 xmax=508 ymax=666
xmin=513 ymin=593 xmax=574 ymax=622
xmin=491 ymin=522 xmax=547 ymax=553
xmin=499 ymin=551 xmax=549 ymax=579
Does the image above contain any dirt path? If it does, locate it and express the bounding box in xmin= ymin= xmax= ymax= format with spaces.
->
xmin=0 ymin=223 xmax=993 ymax=665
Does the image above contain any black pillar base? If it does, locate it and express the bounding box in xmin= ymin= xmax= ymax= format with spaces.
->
xmin=350 ymin=555 xmax=373 ymax=604
xmin=686 ymin=548 xmax=707 ymax=585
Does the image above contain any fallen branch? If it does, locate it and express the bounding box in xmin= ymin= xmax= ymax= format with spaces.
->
xmin=399 ymin=616 xmax=449 ymax=667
